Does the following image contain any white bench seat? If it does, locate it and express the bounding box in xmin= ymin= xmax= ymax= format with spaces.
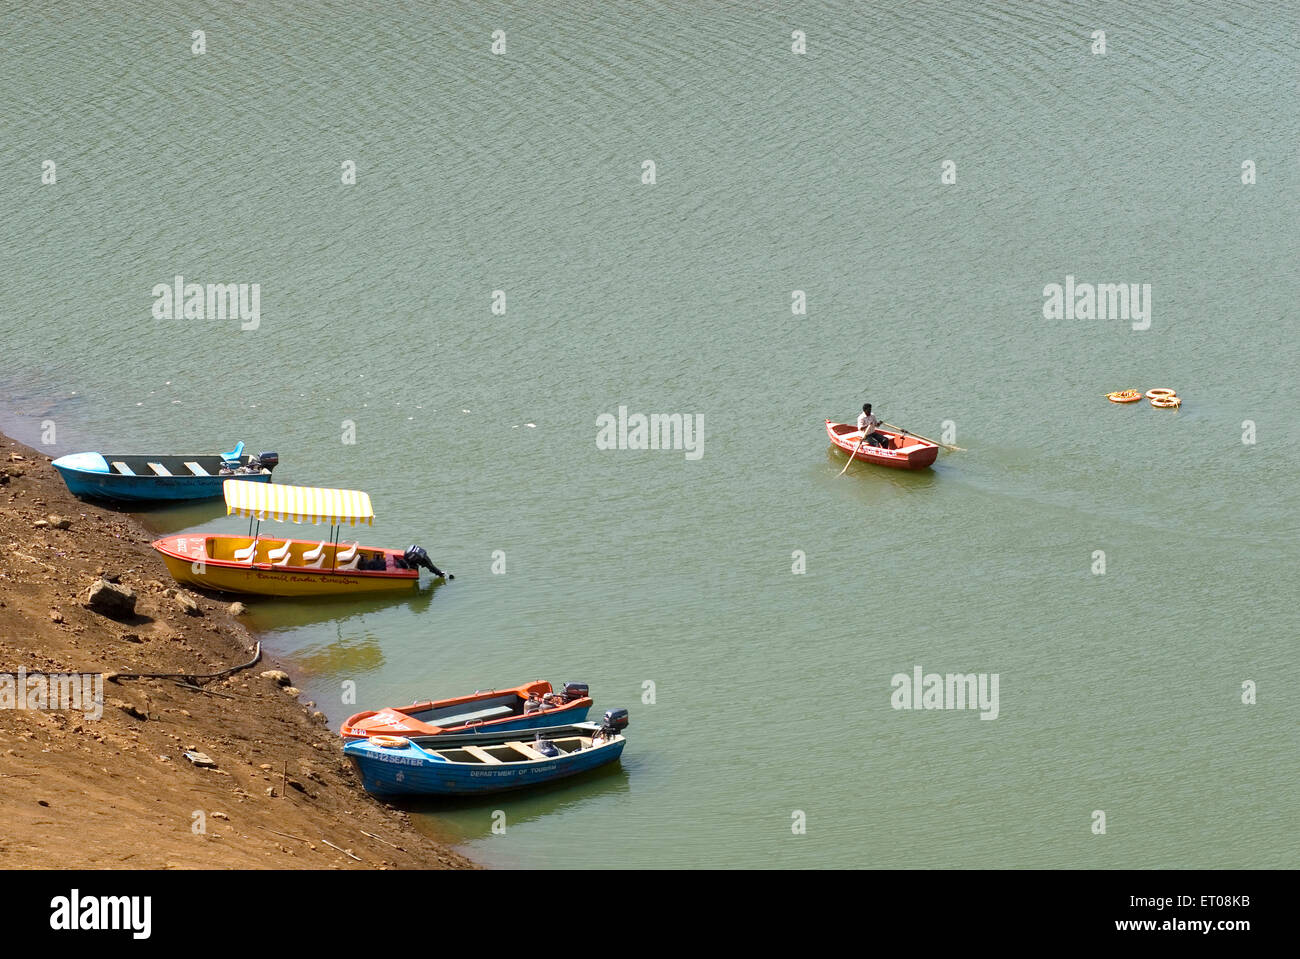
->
xmin=434 ymin=704 xmax=515 ymax=727
xmin=505 ymin=741 xmax=550 ymax=761
xmin=184 ymin=461 xmax=209 ymax=476
xmin=111 ymin=461 xmax=135 ymax=476
xmin=147 ymin=462 xmax=171 ymax=476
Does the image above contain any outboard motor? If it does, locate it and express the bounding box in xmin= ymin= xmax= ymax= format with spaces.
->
xmin=404 ymin=545 xmax=454 ymax=580
xmin=532 ymin=736 xmax=561 ymax=758
xmin=600 ymin=708 xmax=629 ymax=736
xmin=561 ymin=682 xmax=589 ymax=702
xmin=254 ymin=451 xmax=279 ymax=473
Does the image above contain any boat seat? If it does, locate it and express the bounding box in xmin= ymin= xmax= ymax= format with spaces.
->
xmin=505 ymin=741 xmax=550 ymax=761
xmin=147 ymin=462 xmax=172 ymax=476
xmin=461 ymin=745 xmax=503 ymax=765
xmin=220 ymin=441 xmax=244 ymax=461
xmin=233 ymin=541 xmax=258 ymax=564
xmin=302 ymin=541 xmax=327 ymax=568
xmin=184 ymin=461 xmax=209 ymax=476
xmin=111 ymin=461 xmax=135 ymax=476
xmin=267 ymin=541 xmax=292 ymax=566
xmin=335 ymin=543 xmax=360 ymax=571
xmin=437 ymin=705 xmax=515 ymax=727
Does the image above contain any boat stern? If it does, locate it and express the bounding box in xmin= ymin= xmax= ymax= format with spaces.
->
xmin=898 ymin=442 xmax=940 ymax=469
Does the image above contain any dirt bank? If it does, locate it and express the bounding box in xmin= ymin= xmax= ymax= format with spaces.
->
xmin=0 ymin=432 xmax=475 ymax=869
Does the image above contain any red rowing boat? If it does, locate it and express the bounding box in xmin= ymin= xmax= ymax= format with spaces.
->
xmin=825 ymin=420 xmax=939 ymax=470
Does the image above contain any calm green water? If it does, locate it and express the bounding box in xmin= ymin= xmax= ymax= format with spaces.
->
xmin=2 ymin=2 xmax=1297 ymax=868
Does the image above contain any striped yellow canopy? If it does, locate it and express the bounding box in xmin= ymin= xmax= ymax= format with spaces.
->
xmin=223 ymin=480 xmax=375 ymax=526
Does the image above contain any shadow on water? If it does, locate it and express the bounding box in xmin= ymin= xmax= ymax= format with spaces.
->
xmin=395 ymin=763 xmax=633 ymax=842
xmin=822 ymin=446 xmax=943 ymax=494
xmin=63 ymin=496 xmax=230 ymax=535
xmin=130 ymin=500 xmax=234 ymax=535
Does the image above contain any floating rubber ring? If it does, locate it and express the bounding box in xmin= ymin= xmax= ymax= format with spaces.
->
xmin=1150 ymin=396 xmax=1181 ymax=408
xmin=1146 ymin=388 xmax=1178 ymax=399
xmin=1107 ymin=390 xmax=1142 ymax=403
xmin=368 ymin=735 xmax=410 ymax=748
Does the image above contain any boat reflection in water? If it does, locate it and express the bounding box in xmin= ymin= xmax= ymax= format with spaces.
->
xmin=229 ymin=584 xmax=447 ymax=703
xmin=822 ymin=447 xmax=940 ymax=495
xmin=405 ymin=761 xmax=632 ymax=844
xmin=271 ymin=630 xmax=387 ymax=678
xmin=235 ymin=576 xmax=445 ymax=633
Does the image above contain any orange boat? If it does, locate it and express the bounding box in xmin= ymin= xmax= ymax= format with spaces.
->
xmin=151 ymin=480 xmax=451 ymax=597
xmin=341 ymin=680 xmax=593 ymax=743
xmin=825 ymin=420 xmax=939 ymax=470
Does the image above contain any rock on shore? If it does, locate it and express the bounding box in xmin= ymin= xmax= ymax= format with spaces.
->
xmin=85 ymin=578 xmax=137 ymax=617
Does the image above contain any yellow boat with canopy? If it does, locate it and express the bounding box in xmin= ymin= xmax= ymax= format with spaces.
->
xmin=150 ymin=481 xmax=451 ymax=597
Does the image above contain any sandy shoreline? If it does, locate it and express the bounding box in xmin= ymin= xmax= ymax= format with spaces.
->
xmin=0 ymin=431 xmax=476 ymax=869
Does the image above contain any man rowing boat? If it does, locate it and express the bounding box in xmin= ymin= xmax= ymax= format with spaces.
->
xmin=856 ymin=403 xmax=887 ymax=447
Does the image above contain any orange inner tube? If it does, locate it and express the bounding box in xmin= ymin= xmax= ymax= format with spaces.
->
xmin=1150 ymin=396 xmax=1181 ymax=408
xmin=1146 ymin=388 xmax=1178 ymax=399
xmin=1107 ymin=390 xmax=1142 ymax=403
xmin=368 ymin=735 xmax=410 ymax=748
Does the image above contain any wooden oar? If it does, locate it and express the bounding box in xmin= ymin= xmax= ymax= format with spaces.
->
xmin=837 ymin=432 xmax=868 ymax=476
xmin=882 ymin=422 xmax=966 ymax=452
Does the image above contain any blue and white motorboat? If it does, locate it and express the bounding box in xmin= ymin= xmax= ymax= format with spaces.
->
xmin=344 ymin=710 xmax=629 ymax=797
xmin=51 ymin=442 xmax=278 ymax=503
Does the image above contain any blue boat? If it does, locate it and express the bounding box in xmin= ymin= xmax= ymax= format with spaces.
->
xmin=344 ymin=710 xmax=629 ymax=797
xmin=51 ymin=443 xmax=279 ymax=503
